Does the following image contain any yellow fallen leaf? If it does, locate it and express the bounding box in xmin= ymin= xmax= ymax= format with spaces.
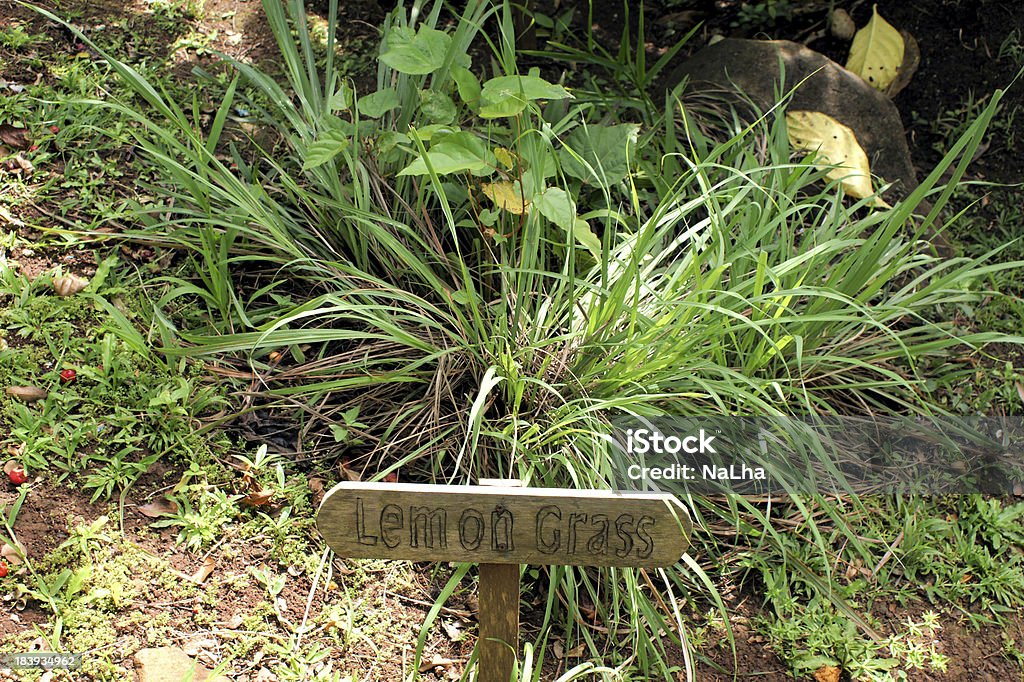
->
xmin=493 ymin=147 xmax=516 ymax=169
xmin=481 ymin=180 xmax=530 ymax=215
xmin=846 ymin=5 xmax=904 ymax=91
xmin=786 ymin=110 xmax=888 ymax=207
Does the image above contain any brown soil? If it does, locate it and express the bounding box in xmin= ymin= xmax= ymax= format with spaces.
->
xmin=0 ymin=473 xmax=474 ymax=681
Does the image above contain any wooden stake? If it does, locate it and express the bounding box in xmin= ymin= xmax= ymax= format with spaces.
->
xmin=477 ymin=479 xmax=521 ymax=682
xmin=477 ymin=562 xmax=519 ymax=682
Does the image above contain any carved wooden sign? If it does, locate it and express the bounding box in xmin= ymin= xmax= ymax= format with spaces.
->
xmin=317 ymin=482 xmax=690 ymax=568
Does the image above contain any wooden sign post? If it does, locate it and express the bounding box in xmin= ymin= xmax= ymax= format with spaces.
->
xmin=316 ymin=480 xmax=691 ymax=682
xmin=476 ymin=479 xmax=523 ymax=682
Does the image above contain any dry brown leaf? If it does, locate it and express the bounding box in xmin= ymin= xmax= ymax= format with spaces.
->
xmin=53 ymin=273 xmax=89 ymax=297
xmin=2 ymin=153 xmax=34 ymax=175
xmin=442 ymin=620 xmax=462 ymax=641
xmin=1015 ymin=381 xmax=1024 ymax=405
xmin=181 ymin=636 xmax=217 ymax=656
xmin=2 ymin=542 xmax=25 ymax=566
xmin=340 ymin=461 xmax=361 ymax=482
xmin=0 ymin=205 xmax=24 ymax=228
xmin=6 ymin=386 xmax=47 ymax=403
xmin=190 ymin=557 xmax=217 ymax=584
xmin=885 ymin=30 xmax=920 ymax=97
xmin=0 ymin=124 xmax=30 ymax=150
xmin=136 ymin=496 xmax=179 ymax=518
xmin=241 ymin=488 xmax=275 ymax=507
xmin=813 ymin=665 xmax=841 ymax=682
xmin=418 ymin=653 xmax=454 ymax=673
xmin=308 ymin=477 xmax=325 ymax=495
xmin=221 ymin=613 xmax=244 ymax=629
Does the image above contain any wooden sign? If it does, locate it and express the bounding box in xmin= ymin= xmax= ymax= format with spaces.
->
xmin=317 ymin=480 xmax=691 ymax=682
xmin=317 ymin=482 xmax=690 ymax=568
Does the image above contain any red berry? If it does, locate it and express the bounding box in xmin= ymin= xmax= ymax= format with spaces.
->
xmin=60 ymin=369 xmax=77 ymax=384
xmin=50 ymin=126 xmax=59 ymax=134
xmin=0 ymin=560 xmax=8 ymax=578
xmin=8 ymin=468 xmax=27 ymax=485
xmin=383 ymin=472 xmax=398 ymax=483
xmin=28 ymin=144 xmax=38 ymax=152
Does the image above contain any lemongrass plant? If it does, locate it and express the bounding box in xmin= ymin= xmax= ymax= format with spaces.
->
xmin=35 ymin=0 xmax=1021 ymax=677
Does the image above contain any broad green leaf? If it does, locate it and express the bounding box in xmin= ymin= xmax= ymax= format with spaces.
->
xmin=321 ymin=115 xmax=376 ymax=138
xmin=452 ymin=66 xmax=481 ymax=106
xmin=419 ymin=90 xmax=457 ymax=124
xmin=481 ymin=180 xmax=529 ymax=214
xmin=845 ymin=6 xmax=904 ymax=91
xmin=786 ymin=110 xmax=888 ymax=207
xmin=398 ymin=132 xmax=494 ymax=176
xmin=302 ymin=130 xmax=350 ymax=170
xmin=377 ymin=131 xmax=409 ymax=153
xmin=408 ymin=124 xmax=459 ymax=143
xmin=478 ymin=207 xmax=499 ymax=226
xmin=358 ymin=88 xmax=401 ymax=118
xmin=478 ymin=75 xmax=572 ymax=118
xmin=535 ymin=187 xmax=597 ymax=256
xmin=379 ymin=25 xmax=451 ymax=75
xmin=559 ymin=124 xmax=639 ymax=185
xmin=533 ymin=187 xmax=575 ymax=230
xmin=329 ymin=84 xmax=353 ymax=112
xmin=572 ymin=218 xmax=602 ymax=259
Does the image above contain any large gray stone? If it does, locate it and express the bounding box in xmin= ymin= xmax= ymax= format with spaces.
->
xmin=662 ymin=38 xmax=917 ymax=199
